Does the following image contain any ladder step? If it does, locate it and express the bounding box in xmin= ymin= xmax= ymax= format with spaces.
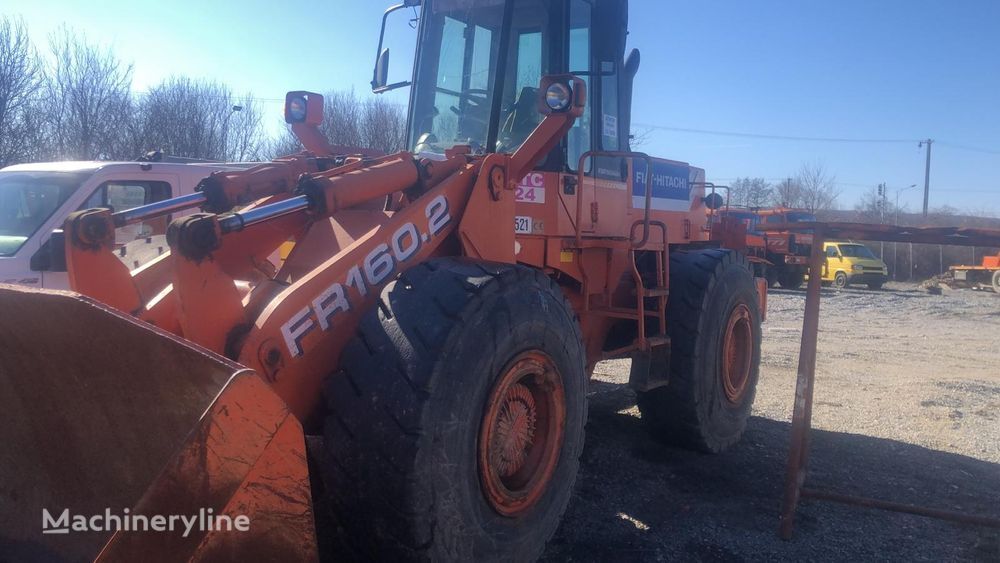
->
xmin=641 ymin=288 xmax=670 ymax=297
xmin=589 ymin=307 xmax=662 ymax=320
xmin=647 ymin=336 xmax=670 ymax=348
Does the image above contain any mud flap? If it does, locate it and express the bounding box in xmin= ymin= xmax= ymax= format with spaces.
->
xmin=0 ymin=284 xmax=317 ymax=562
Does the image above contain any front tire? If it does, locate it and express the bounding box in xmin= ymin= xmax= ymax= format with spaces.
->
xmin=834 ymin=271 xmax=849 ymax=289
xmin=322 ymin=259 xmax=587 ymax=561
xmin=636 ymin=249 xmax=762 ymax=453
xmin=992 ymin=270 xmax=1000 ymax=293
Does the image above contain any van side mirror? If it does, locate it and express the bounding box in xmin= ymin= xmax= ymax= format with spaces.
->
xmin=30 ymin=230 xmax=68 ymax=273
xmin=373 ymin=49 xmax=390 ymax=92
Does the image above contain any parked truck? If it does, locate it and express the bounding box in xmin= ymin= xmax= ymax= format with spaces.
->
xmin=713 ymin=206 xmax=814 ymax=288
xmin=0 ymin=157 xmax=252 ymax=289
xmin=950 ymin=251 xmax=1000 ymax=293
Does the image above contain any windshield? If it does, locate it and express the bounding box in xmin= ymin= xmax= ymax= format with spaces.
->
xmin=410 ymin=0 xmax=556 ymax=156
xmin=410 ymin=0 xmax=506 ymax=155
xmin=0 ymin=172 xmax=87 ymax=257
xmin=838 ymin=244 xmax=877 ymax=259
xmin=786 ymin=212 xmax=816 ymax=222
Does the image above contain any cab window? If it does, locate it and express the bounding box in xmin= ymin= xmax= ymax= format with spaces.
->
xmin=567 ymin=0 xmax=592 ymax=172
xmin=826 ymin=246 xmax=839 ymax=258
xmin=82 ymin=180 xmax=172 ymax=242
xmin=83 ymin=181 xmax=171 ymax=213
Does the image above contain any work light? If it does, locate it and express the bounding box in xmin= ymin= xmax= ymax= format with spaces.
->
xmin=545 ymin=83 xmax=573 ymax=112
xmin=288 ymin=96 xmax=308 ymax=123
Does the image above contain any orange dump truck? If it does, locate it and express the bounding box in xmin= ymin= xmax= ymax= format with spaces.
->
xmin=713 ymin=207 xmax=815 ymax=288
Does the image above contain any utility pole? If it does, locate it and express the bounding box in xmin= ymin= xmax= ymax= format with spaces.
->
xmin=919 ymin=139 xmax=933 ymax=218
xmin=878 ymin=183 xmax=886 ymax=258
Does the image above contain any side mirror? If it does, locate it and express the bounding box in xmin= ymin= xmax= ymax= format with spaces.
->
xmin=371 ymin=3 xmax=416 ymax=94
xmin=373 ymin=48 xmax=390 ymax=92
xmin=29 ymin=230 xmax=67 ymax=273
xmin=594 ymin=0 xmax=627 ymax=63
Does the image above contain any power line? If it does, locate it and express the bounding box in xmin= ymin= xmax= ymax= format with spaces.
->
xmin=936 ymin=141 xmax=1000 ymax=155
xmin=632 ymin=123 xmax=919 ymax=144
xmin=709 ymin=178 xmax=997 ymax=194
xmin=635 ymin=123 xmax=1000 ymax=155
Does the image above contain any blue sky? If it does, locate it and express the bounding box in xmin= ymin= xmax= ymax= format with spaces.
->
xmin=9 ymin=0 xmax=1000 ymax=215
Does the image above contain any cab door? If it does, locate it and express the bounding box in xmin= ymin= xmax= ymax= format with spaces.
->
xmin=822 ymin=245 xmax=840 ymax=280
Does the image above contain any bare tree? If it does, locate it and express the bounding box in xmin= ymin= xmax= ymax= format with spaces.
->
xmin=796 ymin=161 xmax=840 ymax=212
xmin=137 ymin=77 xmax=226 ymax=159
xmin=360 ymin=97 xmax=406 ymax=154
xmin=729 ymin=177 xmax=772 ymax=208
xmin=134 ymin=78 xmax=264 ymax=161
xmin=629 ymin=125 xmax=654 ymax=149
xmin=0 ymin=17 xmax=43 ymax=166
xmin=772 ymin=177 xmax=803 ymax=208
xmin=227 ymin=93 xmax=266 ymax=161
xmin=42 ymin=27 xmax=134 ymax=160
xmin=268 ymin=128 xmax=305 ymax=159
xmin=321 ymin=90 xmax=363 ymax=148
xmin=853 ymin=186 xmax=901 ymax=223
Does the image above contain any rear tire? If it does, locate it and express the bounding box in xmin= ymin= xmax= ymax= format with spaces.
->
xmin=834 ymin=271 xmax=849 ymax=289
xmin=777 ymin=269 xmax=804 ymax=290
xmin=322 ymin=258 xmax=587 ymax=561
xmin=764 ymin=266 xmax=778 ymax=288
xmin=992 ymin=270 xmax=1000 ymax=293
xmin=636 ymin=249 xmax=762 ymax=454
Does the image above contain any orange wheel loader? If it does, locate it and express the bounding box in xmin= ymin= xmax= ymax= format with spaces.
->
xmin=0 ymin=1 xmax=765 ymax=561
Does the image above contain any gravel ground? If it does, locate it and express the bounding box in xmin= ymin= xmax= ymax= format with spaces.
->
xmin=543 ymin=282 xmax=1000 ymax=562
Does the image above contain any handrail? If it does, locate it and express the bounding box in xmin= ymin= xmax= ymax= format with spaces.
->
xmin=574 ymin=151 xmax=653 ymax=249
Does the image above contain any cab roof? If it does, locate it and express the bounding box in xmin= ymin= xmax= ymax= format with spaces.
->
xmin=1 ymin=161 xmax=256 ymax=174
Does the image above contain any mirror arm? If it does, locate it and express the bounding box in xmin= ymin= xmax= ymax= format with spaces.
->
xmin=372 ymin=3 xmax=413 ymax=91
xmin=373 ymin=81 xmax=413 ymax=95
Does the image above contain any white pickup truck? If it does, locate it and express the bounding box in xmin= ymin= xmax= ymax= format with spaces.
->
xmin=0 ymin=159 xmax=250 ymax=289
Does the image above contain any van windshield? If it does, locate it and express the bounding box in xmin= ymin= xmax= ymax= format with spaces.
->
xmin=0 ymin=172 xmax=88 ymax=257
xmin=838 ymin=244 xmax=877 ymax=259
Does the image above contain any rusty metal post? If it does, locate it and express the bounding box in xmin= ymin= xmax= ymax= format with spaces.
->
xmin=778 ymin=228 xmax=826 ymax=539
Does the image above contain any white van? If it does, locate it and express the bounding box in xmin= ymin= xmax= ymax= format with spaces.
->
xmin=0 ymin=160 xmax=250 ymax=289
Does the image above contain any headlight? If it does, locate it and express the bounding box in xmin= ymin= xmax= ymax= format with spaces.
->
xmin=853 ymin=265 xmax=864 ymax=272
xmin=287 ymin=96 xmax=308 ymax=122
xmin=545 ymin=83 xmax=572 ymax=112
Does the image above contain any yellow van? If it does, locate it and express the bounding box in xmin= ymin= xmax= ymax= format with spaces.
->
xmin=820 ymin=241 xmax=889 ymax=289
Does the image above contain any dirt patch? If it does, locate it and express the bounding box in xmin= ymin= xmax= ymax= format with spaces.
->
xmin=544 ymin=283 xmax=1000 ymax=562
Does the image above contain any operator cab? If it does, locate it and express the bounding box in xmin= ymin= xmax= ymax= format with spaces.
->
xmin=374 ymin=0 xmax=634 ymax=177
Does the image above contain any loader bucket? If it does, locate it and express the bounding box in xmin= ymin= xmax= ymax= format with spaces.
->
xmin=0 ymin=284 xmax=317 ymax=563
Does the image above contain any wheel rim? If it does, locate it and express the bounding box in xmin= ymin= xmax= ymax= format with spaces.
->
xmin=478 ymin=351 xmax=565 ymax=517
xmin=835 ymin=273 xmax=847 ymax=288
xmin=721 ymin=303 xmax=754 ymax=404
